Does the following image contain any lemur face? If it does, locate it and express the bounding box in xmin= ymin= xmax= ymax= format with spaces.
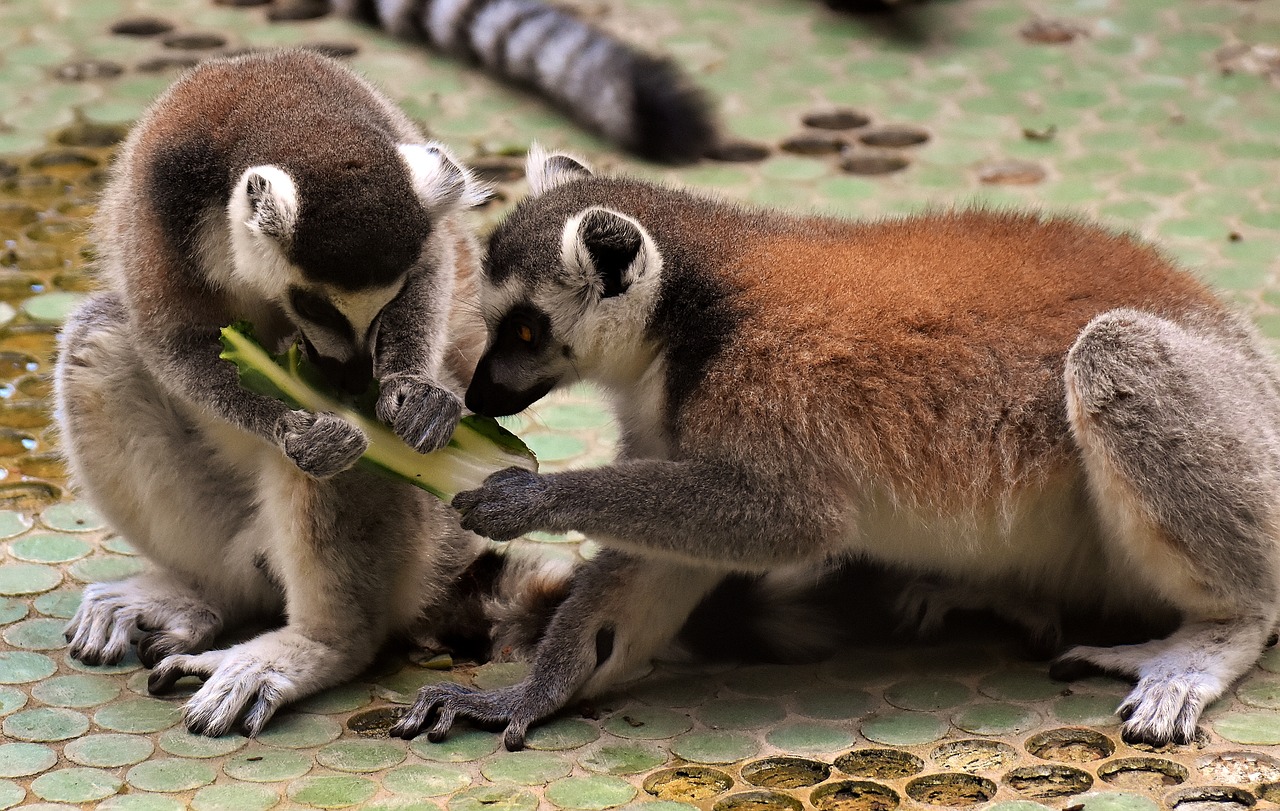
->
xmin=467 ymin=148 xmax=662 ymax=417
xmin=226 ymin=143 xmax=487 ymax=394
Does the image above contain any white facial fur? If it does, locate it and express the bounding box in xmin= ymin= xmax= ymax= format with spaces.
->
xmin=226 ymin=164 xmax=304 ymax=303
xmin=398 ymin=142 xmax=491 ymax=213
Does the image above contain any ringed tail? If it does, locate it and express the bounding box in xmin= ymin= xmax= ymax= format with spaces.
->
xmin=334 ymin=0 xmax=718 ymax=163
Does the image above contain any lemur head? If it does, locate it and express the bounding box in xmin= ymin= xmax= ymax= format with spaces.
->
xmin=468 ymin=146 xmax=663 ymax=417
xmin=226 ymin=141 xmax=487 ymax=393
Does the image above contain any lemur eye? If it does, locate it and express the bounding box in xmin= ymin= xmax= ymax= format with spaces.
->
xmin=517 ymin=324 xmax=533 ymax=343
xmin=289 ymin=288 xmax=351 ymax=336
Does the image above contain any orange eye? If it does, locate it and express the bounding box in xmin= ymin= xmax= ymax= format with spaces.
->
xmin=517 ymin=324 xmax=533 ymax=343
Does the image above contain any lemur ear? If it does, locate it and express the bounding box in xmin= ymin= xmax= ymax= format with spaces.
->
xmin=241 ymin=165 xmax=299 ymax=242
xmin=398 ymin=142 xmax=491 ymax=213
xmin=561 ymin=207 xmax=657 ymax=300
xmin=526 ymin=143 xmax=592 ymax=197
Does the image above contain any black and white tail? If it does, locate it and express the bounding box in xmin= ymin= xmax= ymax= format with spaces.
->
xmin=334 ymin=0 xmax=717 ymax=163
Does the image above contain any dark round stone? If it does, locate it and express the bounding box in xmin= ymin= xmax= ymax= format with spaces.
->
xmin=109 ymin=16 xmax=175 ymax=36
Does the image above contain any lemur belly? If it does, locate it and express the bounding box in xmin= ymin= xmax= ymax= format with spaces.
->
xmin=851 ymin=474 xmax=1131 ymax=610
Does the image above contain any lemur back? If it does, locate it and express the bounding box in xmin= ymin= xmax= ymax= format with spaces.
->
xmin=391 ymin=152 xmax=1280 ymax=750
xmin=55 ymin=51 xmax=564 ymax=737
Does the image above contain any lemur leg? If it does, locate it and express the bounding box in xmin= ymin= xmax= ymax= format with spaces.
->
xmin=392 ymin=549 xmax=722 ymax=750
xmin=150 ymin=467 xmax=449 ymax=737
xmin=56 ymin=293 xmax=277 ymax=666
xmin=895 ymin=577 xmax=1062 ymax=648
xmin=1055 ymin=309 xmax=1280 ymax=745
xmin=65 ymin=572 xmax=224 ymax=667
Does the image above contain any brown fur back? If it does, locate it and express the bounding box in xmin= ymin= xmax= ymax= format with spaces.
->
xmin=685 ymin=209 xmax=1224 ymax=511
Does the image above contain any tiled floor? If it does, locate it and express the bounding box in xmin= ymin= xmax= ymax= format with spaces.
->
xmin=2 ymin=0 xmax=1280 ymax=808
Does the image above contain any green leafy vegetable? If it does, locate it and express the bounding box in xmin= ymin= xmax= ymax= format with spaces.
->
xmin=219 ymin=322 xmax=535 ymax=500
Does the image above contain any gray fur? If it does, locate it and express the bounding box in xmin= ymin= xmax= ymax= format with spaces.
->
xmin=394 ymin=156 xmax=1280 ymax=749
xmin=54 ymin=52 xmax=497 ymax=736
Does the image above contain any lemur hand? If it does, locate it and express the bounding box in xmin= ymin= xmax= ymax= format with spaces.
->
xmin=276 ymin=410 xmax=368 ymax=478
xmin=452 ymin=467 xmax=551 ymax=541
xmin=376 ymin=374 xmax=463 ymax=454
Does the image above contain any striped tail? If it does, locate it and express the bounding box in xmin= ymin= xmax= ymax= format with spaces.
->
xmin=335 ymin=0 xmax=717 ymax=163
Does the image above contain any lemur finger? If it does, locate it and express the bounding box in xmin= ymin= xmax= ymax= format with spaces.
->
xmin=503 ymin=721 xmax=530 ymax=751
xmin=427 ymin=706 xmax=458 ymax=742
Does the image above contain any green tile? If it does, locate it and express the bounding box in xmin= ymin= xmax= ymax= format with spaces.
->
xmin=525 ymin=718 xmax=601 ymax=750
xmin=602 ymin=707 xmax=693 ymax=740
xmin=546 ymin=776 xmax=636 ymax=810
xmin=8 ymin=533 xmax=91 ymax=563
xmin=31 ymin=674 xmax=120 ymax=707
xmin=30 ymin=767 xmax=123 ymax=803
xmin=156 ymin=727 xmax=248 ymax=758
xmin=952 ymin=703 xmax=1042 ymax=736
xmin=0 ymin=685 xmax=27 ymax=715
xmin=0 ymin=782 xmax=21 ymax=811
xmin=2 ymin=706 xmax=89 ymax=741
xmin=448 ymin=784 xmax=538 ymax=811
xmin=384 ymin=763 xmax=472 ymax=797
xmin=94 ymin=697 xmax=181 ymax=733
xmin=884 ymin=678 xmax=972 ymax=711
xmin=669 ymin=730 xmax=758 ymax=764
xmin=39 ymin=502 xmax=105 ymax=532
xmin=125 ymin=759 xmax=217 ymax=793
xmin=0 ymin=599 xmax=27 ymax=625
xmin=286 ymin=775 xmax=378 ymax=808
xmin=0 ymin=511 xmax=33 ymax=538
xmin=256 ymin=713 xmax=343 ymax=748
xmin=1213 ymin=711 xmax=1280 ymax=745
xmin=0 ymin=742 xmax=57 ymax=778
xmin=695 ymin=698 xmax=786 ymax=730
xmin=190 ymin=784 xmax=279 ymax=811
xmin=580 ymin=742 xmax=667 ymax=776
xmin=0 ymin=562 xmax=62 ymax=595
xmin=315 ymin=739 xmax=407 ymax=773
xmin=1052 ymin=694 xmax=1120 ymax=726
xmin=481 ymin=751 xmax=573 ymax=786
xmin=223 ymin=748 xmax=313 ymax=783
xmin=409 ymin=729 xmax=500 ymax=762
xmin=764 ymin=721 xmax=856 ymax=753
xmin=860 ymin=711 xmax=949 ymax=746
xmin=3 ymin=616 xmax=68 ymax=649
xmin=0 ymin=650 xmax=57 ymax=683
xmin=64 ymin=733 xmax=154 ymax=768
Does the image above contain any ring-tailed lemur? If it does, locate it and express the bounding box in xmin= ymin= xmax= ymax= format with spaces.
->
xmin=331 ymin=0 xmax=716 ymax=163
xmin=53 ymin=49 xmax=544 ymax=736
xmin=390 ymin=148 xmax=1280 ymax=749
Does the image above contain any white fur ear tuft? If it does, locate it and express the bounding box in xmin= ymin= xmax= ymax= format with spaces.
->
xmin=239 ymin=165 xmax=298 ymax=242
xmin=559 ymin=207 xmax=658 ymax=300
xmin=527 ymin=143 xmax=592 ymax=197
xmin=399 ymin=142 xmax=491 ymax=213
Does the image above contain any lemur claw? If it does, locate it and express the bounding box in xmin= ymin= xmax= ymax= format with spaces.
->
xmin=452 ymin=467 xmax=550 ymax=542
xmin=376 ymin=374 xmax=462 ymax=454
xmin=392 ymin=681 xmax=534 ymax=750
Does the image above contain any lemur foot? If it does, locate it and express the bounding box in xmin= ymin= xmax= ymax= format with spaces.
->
xmin=391 ymin=682 xmax=536 ymax=750
xmin=376 ymin=374 xmax=462 ymax=453
xmin=894 ymin=577 xmax=1062 ymax=650
xmin=1051 ymin=617 xmax=1270 ymax=747
xmin=149 ymin=630 xmax=351 ymax=737
xmin=1051 ymin=644 xmax=1205 ymax=746
xmin=65 ymin=576 xmax=221 ymax=667
xmin=452 ymin=468 xmax=551 ymax=541
xmin=276 ymin=410 xmax=367 ymax=478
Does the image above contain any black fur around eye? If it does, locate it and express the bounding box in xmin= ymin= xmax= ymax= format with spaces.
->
xmin=289 ymin=287 xmax=354 ymax=340
xmin=498 ymin=307 xmax=550 ymax=353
